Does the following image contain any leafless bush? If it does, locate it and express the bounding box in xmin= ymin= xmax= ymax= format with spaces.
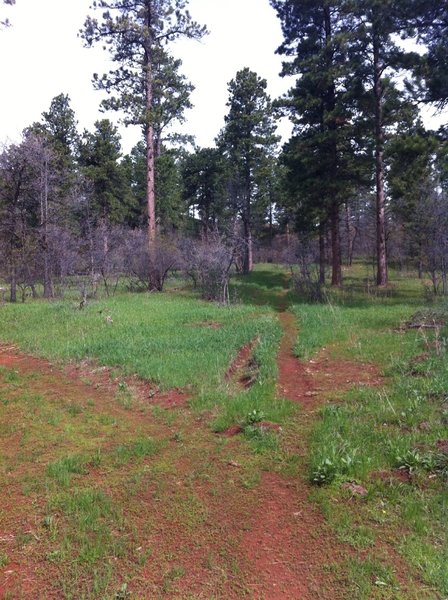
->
xmin=416 ymin=190 xmax=448 ymax=296
xmin=122 ymin=229 xmax=180 ymax=292
xmin=287 ymin=239 xmax=326 ymax=302
xmin=46 ymin=226 xmax=81 ymax=297
xmin=179 ymin=234 xmax=236 ymax=304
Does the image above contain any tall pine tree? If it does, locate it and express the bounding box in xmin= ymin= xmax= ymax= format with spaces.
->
xmin=271 ymin=0 xmax=366 ymax=285
xmin=219 ymin=68 xmax=279 ymax=274
xmin=81 ymin=0 xmax=206 ymax=289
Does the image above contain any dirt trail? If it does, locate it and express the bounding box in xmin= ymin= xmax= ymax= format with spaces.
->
xmin=277 ymin=312 xmax=382 ymax=408
xmin=240 ymin=309 xmax=383 ymax=600
xmin=0 ymin=304 xmax=384 ymax=599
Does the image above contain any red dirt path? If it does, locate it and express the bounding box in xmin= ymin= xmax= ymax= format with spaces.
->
xmin=0 ymin=312 xmax=385 ymax=599
xmin=239 ymin=311 xmax=383 ymax=599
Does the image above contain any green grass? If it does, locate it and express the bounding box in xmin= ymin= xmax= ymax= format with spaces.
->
xmin=1 ymin=262 xmax=447 ymax=598
xmin=294 ymin=294 xmax=448 ymax=596
xmin=0 ymin=293 xmax=280 ymax=390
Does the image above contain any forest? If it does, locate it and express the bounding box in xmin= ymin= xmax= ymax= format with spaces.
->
xmin=0 ymin=1 xmax=447 ymax=599
xmin=0 ymin=0 xmax=447 ymax=302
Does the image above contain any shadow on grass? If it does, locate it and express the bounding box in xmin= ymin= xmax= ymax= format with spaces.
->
xmin=230 ymin=267 xmax=298 ymax=312
xmin=230 ymin=263 xmax=427 ymax=313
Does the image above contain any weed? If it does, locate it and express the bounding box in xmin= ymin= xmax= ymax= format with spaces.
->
xmin=310 ymin=457 xmax=337 ymax=485
xmin=0 ymin=553 xmax=8 ymax=567
xmin=114 ymin=437 xmax=160 ymax=465
xmin=243 ymin=408 xmax=265 ymax=426
xmin=162 ymin=566 xmax=186 ymax=593
xmin=136 ymin=547 xmax=153 ymax=566
xmin=244 ymin=426 xmax=280 ymax=454
xmin=46 ymin=549 xmax=62 ymax=562
xmin=116 ymin=382 xmax=133 ymax=410
xmin=66 ymin=403 xmax=83 ymax=417
xmin=47 ymin=454 xmax=88 ymax=486
xmin=115 ymin=583 xmax=131 ymax=599
xmin=90 ymin=448 xmax=103 ymax=467
xmin=310 ymin=445 xmax=359 ymax=485
xmin=43 ymin=514 xmax=58 ymax=538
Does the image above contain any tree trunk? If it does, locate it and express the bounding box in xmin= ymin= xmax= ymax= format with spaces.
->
xmin=345 ymin=202 xmax=357 ymax=267
xmin=285 ymin=220 xmax=290 ymax=247
xmin=242 ymin=171 xmax=253 ymax=274
xmin=330 ymin=200 xmax=342 ymax=286
xmin=324 ymin=7 xmax=341 ymax=287
xmin=10 ymin=262 xmax=17 ymax=303
xmin=41 ymin=156 xmax=53 ymax=299
xmin=319 ymin=223 xmax=326 ymax=285
xmin=242 ymin=216 xmax=253 ymax=274
xmin=373 ymin=31 xmax=388 ymax=286
xmin=145 ymin=7 xmax=159 ymax=291
xmin=202 ymin=200 xmax=210 ymax=243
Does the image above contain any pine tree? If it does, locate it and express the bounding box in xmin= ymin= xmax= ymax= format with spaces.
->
xmin=182 ymin=147 xmax=228 ymax=241
xmin=79 ymin=119 xmax=135 ymax=228
xmin=271 ymin=0 xmax=366 ymax=286
xmin=345 ymin=0 xmax=425 ymax=285
xmin=81 ymin=0 xmax=206 ymax=290
xmin=408 ymin=1 xmax=448 ymax=109
xmin=388 ymin=122 xmax=438 ymax=275
xmin=219 ymin=68 xmax=279 ymax=274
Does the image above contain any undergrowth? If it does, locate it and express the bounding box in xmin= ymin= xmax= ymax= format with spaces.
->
xmin=299 ymin=299 xmax=448 ymax=596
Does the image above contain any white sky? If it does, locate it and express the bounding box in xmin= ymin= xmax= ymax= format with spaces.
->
xmin=0 ymin=0 xmax=292 ymax=153
xmin=0 ymin=0 xmax=445 ymax=155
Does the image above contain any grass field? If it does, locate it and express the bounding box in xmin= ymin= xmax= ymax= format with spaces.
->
xmin=0 ymin=263 xmax=447 ymax=598
xmin=288 ymin=267 xmax=448 ymax=597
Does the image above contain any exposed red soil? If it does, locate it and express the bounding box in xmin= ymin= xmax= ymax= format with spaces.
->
xmin=0 ymin=309 xmax=410 ymax=600
xmin=0 ymin=344 xmax=187 ymax=598
xmin=241 ymin=472 xmax=345 ymax=599
xmin=436 ymin=439 xmax=448 ymax=454
xmin=239 ymin=311 xmax=385 ymax=600
xmin=218 ymin=421 xmax=282 ymax=438
xmin=371 ymin=468 xmax=413 ymax=484
xmin=225 ymin=338 xmax=259 ymax=389
xmin=276 ymin=313 xmax=383 ymax=409
xmin=218 ymin=424 xmax=244 ymax=437
xmin=65 ymin=360 xmax=188 ymax=409
xmin=0 ymin=344 xmax=188 ymax=410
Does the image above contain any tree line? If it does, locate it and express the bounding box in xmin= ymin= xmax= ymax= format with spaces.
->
xmin=1 ymin=0 xmax=447 ymax=302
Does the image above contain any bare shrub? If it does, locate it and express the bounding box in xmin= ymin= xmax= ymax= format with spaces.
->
xmin=287 ymin=239 xmax=326 ymax=302
xmin=122 ymin=229 xmax=180 ymax=292
xmin=180 ymin=233 xmax=236 ymax=304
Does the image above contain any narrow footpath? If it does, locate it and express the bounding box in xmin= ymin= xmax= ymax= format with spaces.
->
xmin=239 ymin=290 xmax=382 ymax=599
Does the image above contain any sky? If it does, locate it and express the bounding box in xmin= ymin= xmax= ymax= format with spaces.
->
xmin=0 ymin=0 xmax=292 ymax=153
xmin=0 ymin=0 xmax=446 ymax=155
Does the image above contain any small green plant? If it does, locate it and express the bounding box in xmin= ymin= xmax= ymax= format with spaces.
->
xmin=115 ymin=583 xmax=130 ymax=599
xmin=311 ymin=457 xmax=337 ymax=485
xmin=243 ymin=408 xmax=265 ymax=426
xmin=162 ymin=566 xmax=186 ymax=593
xmin=90 ymin=448 xmax=103 ymax=467
xmin=42 ymin=514 xmax=57 ymax=536
xmin=116 ymin=381 xmax=133 ymax=409
xmin=310 ymin=445 xmax=359 ymax=485
xmin=47 ymin=454 xmax=88 ymax=486
xmin=0 ymin=553 xmax=9 ymax=567
xmin=114 ymin=437 xmax=159 ymax=465
xmin=46 ymin=549 xmax=62 ymax=562
xmin=243 ymin=426 xmax=279 ymax=453
xmin=67 ymin=403 xmax=83 ymax=416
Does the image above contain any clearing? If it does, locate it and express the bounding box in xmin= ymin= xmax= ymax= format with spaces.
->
xmin=0 ymin=264 xmax=446 ymax=599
